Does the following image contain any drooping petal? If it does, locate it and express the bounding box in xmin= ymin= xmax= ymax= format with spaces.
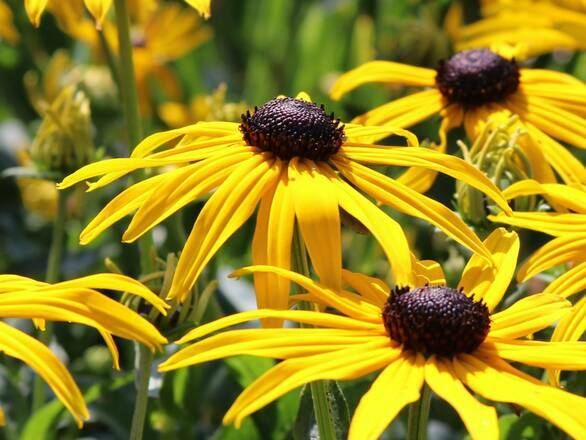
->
xmin=479 ymin=339 xmax=586 ymax=370
xmin=341 ymin=270 xmax=389 ymax=308
xmin=161 ymin=328 xmax=385 ymax=370
xmin=231 ymin=266 xmax=382 ymax=322
xmin=330 ymin=61 xmax=436 ymax=100
xmin=502 ymin=180 xmax=586 ymax=213
xmin=334 ymin=158 xmax=496 ymax=264
xmin=413 ymin=259 xmax=446 ymax=287
xmin=317 ymin=164 xmax=413 ymax=286
xmin=344 ymin=123 xmax=418 ymax=146
xmin=489 ymin=212 xmax=586 ymax=236
xmin=544 ymin=261 xmax=586 ymax=298
xmin=349 ymin=353 xmax=425 ymax=440
xmin=167 ymin=156 xmax=281 ymax=302
xmin=288 ymin=159 xmax=342 ymax=290
xmin=518 ymin=234 xmax=586 ymax=282
xmin=24 ymin=0 xmax=49 ymax=26
xmin=176 ymin=308 xmax=383 ymax=344
xmin=226 ymin=341 xmax=398 ymax=428
xmin=489 ymin=293 xmax=571 ymax=339
xmin=425 ymin=357 xmax=497 ymax=440
xmin=0 ymin=322 xmax=88 ymax=426
xmin=251 ymin=169 xmax=295 ymax=326
xmin=122 ymin=151 xmax=250 ymax=242
xmin=454 ymin=354 xmax=586 ymax=440
xmin=84 ymin=0 xmax=113 ymax=26
xmin=458 ymin=228 xmax=519 ymax=311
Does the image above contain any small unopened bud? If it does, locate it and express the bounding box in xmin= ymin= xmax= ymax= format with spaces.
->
xmin=30 ymin=86 xmax=94 ymax=177
xmin=456 ymin=114 xmax=535 ymax=226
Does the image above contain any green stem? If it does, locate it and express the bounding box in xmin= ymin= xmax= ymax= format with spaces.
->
xmin=129 ymin=344 xmax=154 ymax=440
xmin=407 ymin=384 xmax=431 ymax=440
xmin=32 ymin=188 xmax=69 ymax=411
xmin=291 ymin=226 xmax=337 ymax=440
xmin=113 ymin=2 xmax=156 ymax=438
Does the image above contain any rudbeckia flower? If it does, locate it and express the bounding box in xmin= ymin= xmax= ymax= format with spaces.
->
xmin=159 ymin=228 xmax=586 ymax=439
xmin=331 ymin=48 xmax=586 ymax=188
xmin=59 ymin=93 xmax=509 ymax=319
xmin=450 ymin=0 xmax=586 ymax=59
xmin=0 ymin=272 xmax=168 ymax=426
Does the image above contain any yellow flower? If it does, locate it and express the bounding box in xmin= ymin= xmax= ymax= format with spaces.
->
xmin=184 ymin=0 xmax=211 ymax=18
xmin=0 ymin=0 xmax=19 ymax=43
xmin=159 ymin=228 xmax=586 ymax=439
xmin=452 ymin=0 xmax=586 ymax=60
xmin=489 ymin=180 xmax=586 ymax=384
xmin=0 ymin=272 xmax=168 ymax=426
xmin=59 ymin=93 xmax=510 ymax=319
xmin=331 ymin=48 xmax=586 ymax=190
xmin=24 ymin=0 xmax=112 ymax=27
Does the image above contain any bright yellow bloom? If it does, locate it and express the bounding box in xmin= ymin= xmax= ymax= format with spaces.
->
xmin=0 ymin=0 xmax=19 ymax=43
xmin=490 ymin=180 xmax=586 ymax=384
xmin=159 ymin=228 xmax=586 ymax=439
xmin=59 ymin=93 xmax=510 ymax=321
xmin=24 ymin=0 xmax=112 ymax=27
xmin=331 ymin=49 xmax=586 ymax=190
xmin=451 ymin=0 xmax=586 ymax=59
xmin=0 ymin=272 xmax=168 ymax=426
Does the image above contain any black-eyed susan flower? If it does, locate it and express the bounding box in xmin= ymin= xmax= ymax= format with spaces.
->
xmin=59 ymin=93 xmax=510 ymax=319
xmin=451 ymin=0 xmax=586 ymax=60
xmin=159 ymin=228 xmax=586 ymax=439
xmin=0 ymin=272 xmax=168 ymax=425
xmin=331 ymin=48 xmax=586 ymax=187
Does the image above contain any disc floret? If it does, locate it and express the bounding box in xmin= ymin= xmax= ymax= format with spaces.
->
xmin=382 ymin=285 xmax=490 ymax=357
xmin=240 ymin=97 xmax=345 ymax=161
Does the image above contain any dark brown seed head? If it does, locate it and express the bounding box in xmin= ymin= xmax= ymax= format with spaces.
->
xmin=382 ymin=285 xmax=491 ymax=357
xmin=435 ymin=49 xmax=520 ymax=107
xmin=239 ymin=97 xmax=345 ymax=161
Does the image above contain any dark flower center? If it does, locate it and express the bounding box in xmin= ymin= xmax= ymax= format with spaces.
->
xmin=435 ymin=49 xmax=520 ymax=107
xmin=382 ymin=286 xmax=490 ymax=357
xmin=239 ymin=97 xmax=345 ymax=161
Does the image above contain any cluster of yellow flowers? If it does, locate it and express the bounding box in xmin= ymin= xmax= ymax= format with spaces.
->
xmin=1 ymin=0 xmax=585 ymax=439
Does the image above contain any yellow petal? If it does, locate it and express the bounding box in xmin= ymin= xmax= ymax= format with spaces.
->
xmin=84 ymin=0 xmax=113 ymax=26
xmin=335 ymin=158 xmax=496 ymax=264
xmin=24 ymin=0 xmax=49 ymax=26
xmin=454 ymin=354 xmax=586 ymax=440
xmin=226 ymin=341 xmax=397 ymax=428
xmin=231 ymin=266 xmax=381 ymax=322
xmin=518 ymin=234 xmax=586 ymax=282
xmin=176 ymin=308 xmax=382 ymax=344
xmin=544 ymin=261 xmax=586 ymax=298
xmin=294 ymin=91 xmax=312 ymax=102
xmin=251 ymin=171 xmax=295 ymax=327
xmin=0 ymin=322 xmax=88 ymax=426
xmin=288 ymin=159 xmax=342 ymax=290
xmin=458 ymin=228 xmax=519 ymax=311
xmin=414 ymin=259 xmax=446 ymax=287
xmin=317 ymin=164 xmax=413 ymax=286
xmin=184 ymin=0 xmax=211 ymax=18
xmin=331 ymin=61 xmax=436 ymax=100
xmin=349 ymin=353 xmax=424 ymax=440
xmin=502 ymin=180 xmax=586 ymax=213
xmin=167 ymin=157 xmax=281 ymax=301
xmin=489 ymin=212 xmax=586 ymax=237
xmin=490 ymin=293 xmax=571 ymax=339
xmin=344 ymin=123 xmax=418 ymax=146
xmin=341 ymin=270 xmax=389 ymax=308
xmin=425 ymin=358 xmax=497 ymax=440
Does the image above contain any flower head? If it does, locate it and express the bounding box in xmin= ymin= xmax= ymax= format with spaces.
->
xmin=59 ymin=93 xmax=509 ymax=322
xmin=0 ymin=272 xmax=168 ymax=425
xmin=331 ymin=48 xmax=586 ymax=188
xmin=159 ymin=228 xmax=586 ymax=439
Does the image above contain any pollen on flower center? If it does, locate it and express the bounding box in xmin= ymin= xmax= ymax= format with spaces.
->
xmin=239 ymin=97 xmax=345 ymax=161
xmin=435 ymin=49 xmax=520 ymax=107
xmin=382 ymin=286 xmax=490 ymax=357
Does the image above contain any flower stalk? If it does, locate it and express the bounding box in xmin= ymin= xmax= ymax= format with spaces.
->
xmin=292 ymin=226 xmax=338 ymax=440
xmin=407 ymin=384 xmax=431 ymax=440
